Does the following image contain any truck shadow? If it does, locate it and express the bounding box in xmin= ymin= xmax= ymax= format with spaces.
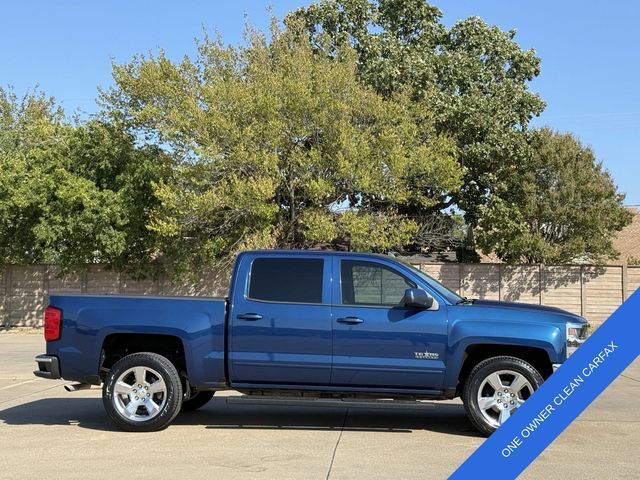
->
xmin=0 ymin=397 xmax=481 ymax=437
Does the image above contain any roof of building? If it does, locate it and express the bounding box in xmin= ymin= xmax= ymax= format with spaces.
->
xmin=612 ymin=207 xmax=640 ymax=264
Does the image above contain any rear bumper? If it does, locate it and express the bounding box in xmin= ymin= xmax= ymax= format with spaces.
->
xmin=33 ymin=354 xmax=61 ymax=379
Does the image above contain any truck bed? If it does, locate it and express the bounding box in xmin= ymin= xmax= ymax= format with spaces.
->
xmin=45 ymin=293 xmax=228 ymax=388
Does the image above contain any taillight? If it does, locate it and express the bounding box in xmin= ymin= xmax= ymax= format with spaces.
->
xmin=44 ymin=306 xmax=62 ymax=341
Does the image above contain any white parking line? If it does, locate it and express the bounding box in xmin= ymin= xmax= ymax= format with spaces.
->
xmin=0 ymin=379 xmax=36 ymax=390
xmin=0 ymin=382 xmax=66 ymax=407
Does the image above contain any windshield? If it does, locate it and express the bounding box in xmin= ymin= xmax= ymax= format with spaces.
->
xmin=399 ymin=261 xmax=463 ymax=305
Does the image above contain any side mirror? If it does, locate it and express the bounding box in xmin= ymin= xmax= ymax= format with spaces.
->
xmin=402 ymin=288 xmax=434 ymax=310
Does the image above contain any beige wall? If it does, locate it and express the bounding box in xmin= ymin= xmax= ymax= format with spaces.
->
xmin=0 ymin=265 xmax=229 ymax=327
xmin=1 ymin=263 xmax=638 ymax=328
xmin=413 ymin=263 xmax=637 ymax=328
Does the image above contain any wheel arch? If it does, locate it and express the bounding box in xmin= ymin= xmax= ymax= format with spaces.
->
xmin=456 ymin=344 xmax=553 ymax=395
xmin=100 ymin=333 xmax=187 ymax=380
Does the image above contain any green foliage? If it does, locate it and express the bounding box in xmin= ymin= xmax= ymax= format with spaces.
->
xmin=288 ymin=0 xmax=546 ymax=224
xmin=0 ymin=88 xmax=170 ymax=275
xmin=475 ymin=128 xmax=633 ymax=263
xmin=100 ymin=23 xmax=462 ymax=274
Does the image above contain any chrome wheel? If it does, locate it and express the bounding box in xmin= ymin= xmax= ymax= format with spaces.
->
xmin=477 ymin=369 xmax=533 ymax=427
xmin=112 ymin=366 xmax=167 ymax=422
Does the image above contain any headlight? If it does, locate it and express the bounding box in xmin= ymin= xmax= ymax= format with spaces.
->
xmin=566 ymin=321 xmax=589 ymax=357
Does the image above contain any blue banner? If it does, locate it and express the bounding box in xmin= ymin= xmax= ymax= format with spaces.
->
xmin=450 ymin=289 xmax=640 ymax=479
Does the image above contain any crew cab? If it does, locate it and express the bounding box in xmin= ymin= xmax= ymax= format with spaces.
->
xmin=34 ymin=250 xmax=588 ymax=434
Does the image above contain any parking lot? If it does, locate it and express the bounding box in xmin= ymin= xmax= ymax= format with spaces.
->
xmin=1 ymin=333 xmax=638 ymax=479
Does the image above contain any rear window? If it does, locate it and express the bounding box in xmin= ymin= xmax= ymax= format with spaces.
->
xmin=248 ymin=258 xmax=324 ymax=304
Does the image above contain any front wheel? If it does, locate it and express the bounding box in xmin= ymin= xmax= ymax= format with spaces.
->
xmin=103 ymin=352 xmax=183 ymax=432
xmin=462 ymin=356 xmax=543 ymax=436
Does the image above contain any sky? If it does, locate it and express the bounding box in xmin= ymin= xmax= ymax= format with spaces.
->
xmin=1 ymin=1 xmax=638 ymax=204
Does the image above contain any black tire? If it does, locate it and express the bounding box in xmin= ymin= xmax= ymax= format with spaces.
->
xmin=181 ymin=390 xmax=215 ymax=412
xmin=103 ymin=352 xmax=183 ymax=432
xmin=462 ymin=356 xmax=544 ymax=436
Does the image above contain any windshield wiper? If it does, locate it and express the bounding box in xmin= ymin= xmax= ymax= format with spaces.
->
xmin=456 ymin=296 xmax=473 ymax=305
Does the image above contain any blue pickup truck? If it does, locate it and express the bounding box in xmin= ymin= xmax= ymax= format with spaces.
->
xmin=34 ymin=250 xmax=588 ymax=434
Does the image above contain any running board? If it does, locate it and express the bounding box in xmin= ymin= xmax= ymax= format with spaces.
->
xmin=226 ymin=396 xmax=435 ymax=410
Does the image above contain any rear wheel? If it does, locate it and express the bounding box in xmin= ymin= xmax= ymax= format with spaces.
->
xmin=462 ymin=356 xmax=543 ymax=436
xmin=181 ymin=390 xmax=215 ymax=412
xmin=103 ymin=352 xmax=183 ymax=432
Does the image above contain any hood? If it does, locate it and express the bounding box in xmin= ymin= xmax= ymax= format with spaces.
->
xmin=470 ymin=299 xmax=586 ymax=324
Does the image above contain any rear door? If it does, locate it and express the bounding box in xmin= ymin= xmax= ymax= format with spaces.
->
xmin=330 ymin=256 xmax=448 ymax=391
xmin=228 ymin=253 xmax=332 ymax=386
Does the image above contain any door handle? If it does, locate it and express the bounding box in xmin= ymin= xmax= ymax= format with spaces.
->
xmin=237 ymin=313 xmax=263 ymax=321
xmin=337 ymin=316 xmax=364 ymax=324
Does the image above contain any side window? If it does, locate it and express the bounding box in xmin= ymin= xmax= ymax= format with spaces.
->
xmin=249 ymin=258 xmax=324 ymax=304
xmin=341 ymin=260 xmax=415 ymax=306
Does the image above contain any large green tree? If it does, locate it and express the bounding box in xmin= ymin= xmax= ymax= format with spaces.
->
xmin=0 ymin=88 xmax=169 ymax=275
xmin=475 ymin=128 xmax=633 ymax=263
xmin=289 ymin=0 xmax=545 ymax=227
xmin=100 ymin=25 xmax=462 ymax=273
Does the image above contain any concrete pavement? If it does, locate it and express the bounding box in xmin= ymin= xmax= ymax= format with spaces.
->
xmin=0 ymin=333 xmax=638 ymax=479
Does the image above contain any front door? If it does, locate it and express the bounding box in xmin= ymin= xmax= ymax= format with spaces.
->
xmin=229 ymin=254 xmax=333 ymax=386
xmin=331 ymin=257 xmax=447 ymax=391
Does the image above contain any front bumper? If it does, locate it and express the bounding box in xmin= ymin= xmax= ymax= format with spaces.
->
xmin=33 ymin=354 xmax=61 ymax=379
